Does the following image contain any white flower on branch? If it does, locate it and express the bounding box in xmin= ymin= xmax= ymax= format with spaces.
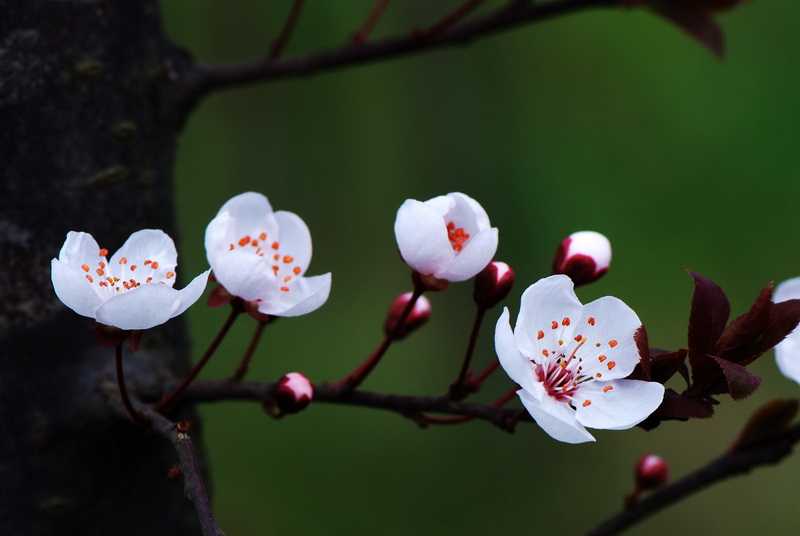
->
xmin=494 ymin=275 xmax=664 ymax=444
xmin=205 ymin=192 xmax=331 ymax=317
xmin=773 ymin=277 xmax=800 ymax=384
xmin=51 ymin=230 xmax=210 ymax=330
xmin=394 ymin=192 xmax=498 ymax=282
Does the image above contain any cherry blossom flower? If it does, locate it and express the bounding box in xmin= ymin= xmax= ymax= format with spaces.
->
xmin=552 ymin=231 xmax=611 ymax=286
xmin=494 ymin=275 xmax=664 ymax=444
xmin=51 ymin=230 xmax=210 ymax=330
xmin=204 ymin=192 xmax=331 ymax=317
xmin=773 ymin=277 xmax=800 ymax=384
xmin=394 ymin=192 xmax=498 ymax=282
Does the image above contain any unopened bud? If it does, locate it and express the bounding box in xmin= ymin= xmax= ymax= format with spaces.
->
xmin=384 ymin=292 xmax=432 ymax=340
xmin=635 ymin=454 xmax=669 ymax=490
xmin=473 ymin=261 xmax=515 ymax=309
xmin=552 ymin=231 xmax=611 ymax=286
xmin=266 ymin=372 xmax=314 ymax=417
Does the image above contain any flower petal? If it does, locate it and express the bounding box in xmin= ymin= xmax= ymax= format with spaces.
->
xmin=517 ymin=389 xmax=595 ymax=444
xmin=774 ymin=277 xmax=800 ymax=384
xmin=170 ymin=270 xmax=211 ymax=319
xmin=274 ymin=210 xmax=312 ymax=277
xmin=435 ymin=227 xmax=498 ymax=282
xmin=576 ymin=296 xmax=642 ymax=381
xmin=95 ymin=284 xmax=181 ymax=330
xmin=211 ymin=249 xmax=274 ymax=301
xmin=219 ymin=191 xmax=274 ymax=224
xmin=515 ymin=275 xmax=582 ymax=364
xmin=57 ymin=231 xmax=102 ymax=266
xmin=51 ymin=258 xmax=103 ymax=319
xmin=110 ymin=229 xmax=178 ymax=287
xmin=394 ymin=199 xmax=453 ymax=275
xmin=574 ymin=379 xmax=665 ymax=430
xmin=257 ymin=273 xmax=332 ymax=317
xmin=495 ymin=308 xmax=538 ymax=393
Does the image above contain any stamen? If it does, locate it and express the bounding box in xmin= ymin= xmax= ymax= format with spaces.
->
xmin=99 ymin=248 xmax=108 ymax=257
xmin=238 ymin=236 xmax=251 ymax=247
xmin=81 ymin=264 xmax=90 ymax=272
xmin=609 ymin=339 xmax=618 ymax=348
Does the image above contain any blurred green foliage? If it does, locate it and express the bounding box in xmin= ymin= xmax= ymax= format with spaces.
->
xmin=161 ymin=1 xmax=800 ymax=534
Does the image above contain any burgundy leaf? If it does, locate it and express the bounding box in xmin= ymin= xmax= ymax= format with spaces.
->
xmin=755 ymin=299 xmax=800 ymax=357
xmin=716 ymin=283 xmax=773 ymax=363
xmin=634 ymin=325 xmax=652 ymax=380
xmin=651 ymin=349 xmax=689 ymax=385
xmin=730 ymin=399 xmax=799 ymax=453
xmin=710 ymin=356 xmax=761 ymax=400
xmin=638 ymin=388 xmax=714 ymax=430
xmin=652 ymin=3 xmax=725 ymax=58
xmin=687 ymin=272 xmax=731 ymax=386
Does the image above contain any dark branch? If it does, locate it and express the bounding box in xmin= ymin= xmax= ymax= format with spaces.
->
xmin=170 ymin=0 xmax=617 ymax=120
xmin=270 ymin=0 xmax=305 ymax=60
xmin=180 ymin=379 xmax=530 ymax=432
xmin=586 ymin=422 xmax=800 ymax=536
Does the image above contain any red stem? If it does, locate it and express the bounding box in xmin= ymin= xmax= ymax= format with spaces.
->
xmin=270 ymin=0 xmax=305 ymax=60
xmin=157 ymin=308 xmax=241 ymax=412
xmin=115 ymin=342 xmax=147 ymax=425
xmin=353 ymin=0 xmax=392 ymax=44
xmin=449 ymin=306 xmax=486 ymax=398
xmin=423 ymin=0 xmax=486 ymax=37
xmin=473 ymin=359 xmax=499 ymax=385
xmin=230 ymin=320 xmax=268 ymax=382
xmin=336 ymin=288 xmax=423 ymax=392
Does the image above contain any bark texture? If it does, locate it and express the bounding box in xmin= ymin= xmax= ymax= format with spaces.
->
xmin=0 ymin=1 xmax=203 ymax=534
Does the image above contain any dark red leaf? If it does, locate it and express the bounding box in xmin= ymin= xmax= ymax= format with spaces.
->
xmin=730 ymin=399 xmax=799 ymax=453
xmin=638 ymin=388 xmax=714 ymax=430
xmin=687 ymin=272 xmax=730 ymax=386
xmin=651 ymin=349 xmax=689 ymax=385
xmin=652 ymin=3 xmax=725 ymax=58
xmin=755 ymin=299 xmax=800 ymax=357
xmin=634 ymin=326 xmax=652 ymax=380
xmin=710 ymin=356 xmax=761 ymax=400
xmin=716 ymin=283 xmax=773 ymax=363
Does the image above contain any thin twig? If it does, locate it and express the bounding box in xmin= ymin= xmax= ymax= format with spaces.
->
xmin=353 ymin=0 xmax=392 ymax=44
xmin=586 ymin=423 xmax=800 ymax=536
xmin=115 ymin=342 xmax=146 ymax=425
xmin=334 ymin=288 xmax=423 ymax=393
xmin=230 ymin=320 xmax=268 ymax=382
xmin=157 ymin=308 xmax=240 ymax=412
xmin=422 ymin=386 xmax=517 ymax=426
xmin=179 ymin=379 xmax=528 ymax=432
xmin=270 ymin=0 xmax=305 ymax=60
xmin=449 ymin=306 xmax=487 ymax=399
xmin=170 ymin=0 xmax=617 ymax=119
xmin=423 ymin=0 xmax=486 ymax=38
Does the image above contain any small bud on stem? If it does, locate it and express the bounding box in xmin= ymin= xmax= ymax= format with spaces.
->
xmin=473 ymin=261 xmax=515 ymax=309
xmin=627 ymin=454 xmax=669 ymax=507
xmin=552 ymin=231 xmax=611 ymax=287
xmin=265 ymin=372 xmax=314 ymax=418
xmin=384 ymin=292 xmax=432 ymax=340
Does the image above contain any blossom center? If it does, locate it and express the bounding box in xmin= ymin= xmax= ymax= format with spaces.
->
xmin=81 ymin=248 xmax=174 ymax=295
xmin=446 ymin=221 xmax=470 ymax=252
xmin=227 ymin=231 xmax=304 ymax=293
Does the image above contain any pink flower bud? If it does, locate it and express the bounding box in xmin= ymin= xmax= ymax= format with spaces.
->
xmin=635 ymin=454 xmax=669 ymax=490
xmin=473 ymin=261 xmax=515 ymax=309
xmin=552 ymin=231 xmax=611 ymax=286
xmin=384 ymin=292 xmax=432 ymax=340
xmin=267 ymin=372 xmax=313 ymax=417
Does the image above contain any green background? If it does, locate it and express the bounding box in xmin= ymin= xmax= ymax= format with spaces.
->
xmin=161 ymin=2 xmax=799 ymax=534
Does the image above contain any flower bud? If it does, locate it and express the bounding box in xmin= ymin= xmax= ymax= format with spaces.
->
xmin=384 ymin=292 xmax=432 ymax=340
xmin=473 ymin=261 xmax=515 ymax=309
xmin=265 ymin=372 xmax=314 ymax=417
xmin=635 ymin=454 xmax=669 ymax=490
xmin=552 ymin=231 xmax=611 ymax=286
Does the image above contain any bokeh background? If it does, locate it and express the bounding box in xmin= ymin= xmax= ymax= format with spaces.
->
xmin=160 ymin=2 xmax=800 ymax=534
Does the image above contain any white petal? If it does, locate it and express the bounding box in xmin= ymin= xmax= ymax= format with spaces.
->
xmin=274 ymin=210 xmax=312 ymax=277
xmin=51 ymin=258 xmax=103 ymax=319
xmin=514 ymin=275 xmax=582 ymax=364
xmin=517 ymin=389 xmax=595 ymax=444
xmin=212 ymin=192 xmax=279 ymax=253
xmin=435 ymin=227 xmax=498 ymax=282
xmin=772 ymin=277 xmax=800 ymax=384
xmin=218 ymin=191 xmax=273 ymax=222
xmin=394 ymin=199 xmax=453 ymax=275
xmin=205 ymin=212 xmax=235 ymax=262
xmin=110 ymin=229 xmax=178 ymax=287
xmin=258 ymin=273 xmax=332 ymax=317
xmin=574 ymin=379 xmax=665 ymax=430
xmin=57 ymin=231 xmax=102 ymax=266
xmin=445 ymin=192 xmax=491 ymax=232
xmin=95 ymin=284 xmax=182 ymax=330
xmin=171 ymin=270 xmax=211 ymax=319
xmin=565 ymin=231 xmax=612 ymax=272
xmin=576 ymin=296 xmax=642 ymax=381
xmin=495 ymin=308 xmax=538 ymax=393
xmin=211 ymin=249 xmax=274 ymax=301
xmin=774 ymin=277 xmax=800 ymax=303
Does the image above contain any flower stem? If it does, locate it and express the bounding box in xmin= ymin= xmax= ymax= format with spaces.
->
xmin=336 ymin=288 xmax=423 ymax=393
xmin=115 ymin=342 xmax=146 ymax=425
xmin=230 ymin=320 xmax=268 ymax=382
xmin=157 ymin=307 xmax=241 ymax=412
xmin=353 ymin=0 xmax=391 ymax=44
xmin=448 ymin=306 xmax=487 ymax=399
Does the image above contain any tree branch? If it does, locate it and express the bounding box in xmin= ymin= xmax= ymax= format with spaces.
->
xmin=586 ymin=423 xmax=800 ymax=536
xmin=169 ymin=0 xmax=617 ymax=120
xmin=180 ymin=379 xmax=530 ymax=432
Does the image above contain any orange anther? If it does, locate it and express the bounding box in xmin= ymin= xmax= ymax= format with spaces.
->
xmin=582 ymin=400 xmax=592 ymax=407
xmin=144 ymin=259 xmax=151 ymax=265
xmin=537 ymin=330 xmax=544 ymax=340
xmin=151 ymin=261 xmax=159 ymax=269
xmin=99 ymin=261 xmax=106 ymax=269
xmin=96 ymin=268 xmax=105 ymax=276
xmin=607 ymin=361 xmax=616 ymax=370
xmin=609 ymin=339 xmax=618 ymax=348
xmin=85 ymin=275 xmax=94 ymax=283
xmin=119 ymin=257 xmax=127 ymax=265
xmin=238 ymin=236 xmax=251 ymax=247
xmin=562 ymin=317 xmax=571 ymax=326
xmin=251 ymin=240 xmax=258 ymax=247
xmin=166 ymin=271 xmax=175 ymax=279
xmin=229 ymin=244 xmax=235 ymax=251
xmin=595 ymin=373 xmax=602 ymax=379
xmin=81 ymin=264 xmax=90 ymax=272
xmin=283 ymin=255 xmax=293 ymax=264
xmin=542 ymin=349 xmax=549 ymax=357
xmin=259 ymin=232 xmax=267 ymax=241
xmin=588 ymin=317 xmax=596 ymax=326
xmin=280 ymin=286 xmax=290 ymax=292
xmin=551 ymin=321 xmax=559 ymax=330
xmin=602 ymin=385 xmax=614 ymax=393
xmin=130 ymin=265 xmax=137 ymax=271
xmin=574 ymin=334 xmax=583 ymax=342
xmin=293 ymin=266 xmax=301 ymax=275
xmin=598 ymin=355 xmax=607 ymax=363
xmin=99 ymin=248 xmax=108 ymax=257
xmin=271 ymin=242 xmax=280 ymax=250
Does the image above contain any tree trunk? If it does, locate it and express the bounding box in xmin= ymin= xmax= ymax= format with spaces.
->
xmin=0 ymin=1 xmax=203 ymax=534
